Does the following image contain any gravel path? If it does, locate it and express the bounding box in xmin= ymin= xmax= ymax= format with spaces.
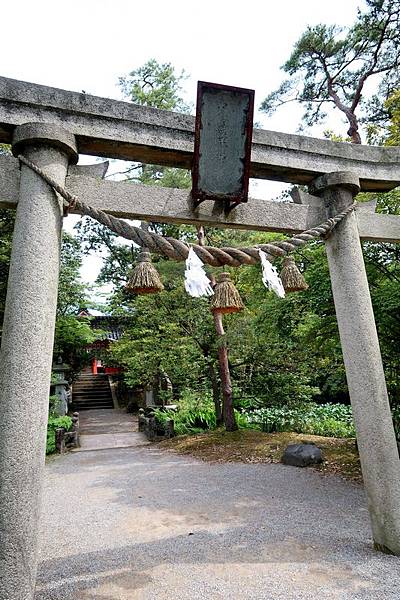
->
xmin=36 ymin=414 xmax=400 ymax=599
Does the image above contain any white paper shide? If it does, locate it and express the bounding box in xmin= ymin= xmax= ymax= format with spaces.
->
xmin=259 ymin=249 xmax=285 ymax=298
xmin=184 ymin=247 xmax=214 ymax=297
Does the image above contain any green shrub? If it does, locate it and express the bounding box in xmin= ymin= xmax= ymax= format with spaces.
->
xmin=155 ymin=389 xmax=217 ymax=435
xmin=46 ymin=415 xmax=72 ymax=454
xmin=245 ymin=403 xmax=356 ymax=438
xmin=392 ymin=406 xmax=400 ymax=439
xmin=301 ymin=417 xmax=355 ymax=438
xmin=153 ymin=394 xmax=400 ymax=441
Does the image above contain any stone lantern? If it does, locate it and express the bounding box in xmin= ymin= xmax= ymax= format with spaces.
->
xmin=51 ymin=356 xmax=71 ymax=416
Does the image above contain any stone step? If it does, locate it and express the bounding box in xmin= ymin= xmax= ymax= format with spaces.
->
xmin=74 ymin=400 xmax=113 ymax=406
xmin=75 ymin=406 xmax=114 ymax=411
xmin=74 ymin=398 xmax=112 ymax=403
xmin=72 ymin=370 xmax=114 ymax=410
xmin=74 ymin=391 xmax=112 ymax=397
xmin=74 ymin=389 xmax=111 ymax=394
xmin=74 ymin=399 xmax=113 ymax=406
xmin=73 ymin=386 xmax=111 ymax=392
xmin=72 ymin=396 xmax=112 ymax=403
xmin=75 ymin=375 xmax=108 ymax=379
xmin=75 ymin=377 xmax=109 ymax=381
xmin=74 ymin=379 xmax=109 ymax=384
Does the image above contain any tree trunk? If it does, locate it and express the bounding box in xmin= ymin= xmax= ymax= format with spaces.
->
xmin=207 ymin=359 xmax=223 ymax=426
xmin=195 ymin=225 xmax=226 ymax=428
xmin=348 ymin=124 xmax=362 ymax=144
xmin=213 ymin=311 xmax=238 ymax=432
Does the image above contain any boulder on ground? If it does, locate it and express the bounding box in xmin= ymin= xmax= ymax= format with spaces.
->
xmin=282 ymin=443 xmax=323 ymax=467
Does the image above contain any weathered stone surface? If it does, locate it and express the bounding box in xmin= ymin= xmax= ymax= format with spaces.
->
xmin=309 ymin=171 xmax=361 ymax=195
xmin=0 ymin=76 xmax=399 ymax=190
xmin=0 ymin=125 xmax=75 ymax=600
xmin=282 ymin=443 xmax=323 ymax=467
xmin=1 ymin=156 xmax=399 ymax=241
xmin=68 ymin=160 xmax=109 ymax=179
xmin=0 ymin=154 xmax=108 ymax=209
xmin=12 ymin=122 xmax=78 ymax=164
xmin=0 ymin=153 xmax=19 ymax=209
xmin=319 ymin=178 xmax=400 ymax=555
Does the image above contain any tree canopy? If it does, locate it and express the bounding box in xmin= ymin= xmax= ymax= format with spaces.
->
xmin=261 ymin=0 xmax=400 ymax=143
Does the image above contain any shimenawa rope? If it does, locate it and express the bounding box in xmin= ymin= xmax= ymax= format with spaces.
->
xmin=18 ymin=154 xmax=356 ymax=267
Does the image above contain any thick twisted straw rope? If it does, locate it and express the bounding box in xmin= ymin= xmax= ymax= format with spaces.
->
xmin=18 ymin=155 xmax=356 ymax=267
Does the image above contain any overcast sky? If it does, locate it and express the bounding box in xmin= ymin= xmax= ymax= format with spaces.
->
xmin=1 ymin=0 xmax=362 ymax=301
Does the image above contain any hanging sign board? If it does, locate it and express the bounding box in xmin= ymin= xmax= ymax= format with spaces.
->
xmin=192 ymin=81 xmax=255 ymax=209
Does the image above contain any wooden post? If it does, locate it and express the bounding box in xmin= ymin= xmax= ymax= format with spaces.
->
xmin=213 ymin=311 xmax=238 ymax=432
xmin=314 ymin=172 xmax=400 ymax=555
xmin=0 ymin=124 xmax=78 ymax=599
xmin=197 ymin=225 xmax=233 ymax=431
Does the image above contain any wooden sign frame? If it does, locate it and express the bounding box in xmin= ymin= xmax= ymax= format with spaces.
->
xmin=192 ymin=81 xmax=255 ymax=209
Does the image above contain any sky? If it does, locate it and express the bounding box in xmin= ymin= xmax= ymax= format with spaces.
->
xmin=1 ymin=0 xmax=362 ymax=302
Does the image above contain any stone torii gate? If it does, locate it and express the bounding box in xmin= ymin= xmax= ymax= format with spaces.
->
xmin=0 ymin=76 xmax=400 ymax=599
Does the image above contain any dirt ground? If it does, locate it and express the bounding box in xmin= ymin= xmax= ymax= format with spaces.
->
xmin=159 ymin=429 xmax=362 ymax=482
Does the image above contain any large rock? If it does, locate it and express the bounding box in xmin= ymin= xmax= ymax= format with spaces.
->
xmin=282 ymin=443 xmax=323 ymax=467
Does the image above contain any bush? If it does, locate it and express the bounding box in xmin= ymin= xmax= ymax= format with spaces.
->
xmin=245 ymin=402 xmax=356 ymax=438
xmin=155 ymin=389 xmax=217 ymax=435
xmin=155 ymin=394 xmax=400 ymax=442
xmin=154 ymin=389 xmax=271 ymax=435
xmin=46 ymin=415 xmax=72 ymax=454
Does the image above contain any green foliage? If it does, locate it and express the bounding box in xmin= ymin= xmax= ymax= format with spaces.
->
xmin=155 ymin=396 xmax=358 ymax=439
xmin=53 ymin=232 xmax=94 ymax=376
xmin=246 ymin=403 xmax=356 ymax=438
xmin=46 ymin=415 xmax=72 ymax=454
xmin=54 ymin=316 xmax=95 ymax=360
xmin=118 ymin=59 xmax=191 ymax=200
xmin=109 ymin=262 xmax=216 ymax=392
xmin=0 ymin=209 xmax=14 ymax=340
xmin=57 ymin=232 xmax=90 ymax=316
xmin=392 ymin=406 xmax=400 ymax=439
xmin=261 ymin=0 xmax=400 ymax=142
xmin=154 ymin=389 xmax=251 ymax=435
xmin=119 ymin=59 xmax=190 ymax=113
xmin=155 ymin=390 xmax=217 ymax=435
xmin=385 ymin=89 xmax=400 ymax=146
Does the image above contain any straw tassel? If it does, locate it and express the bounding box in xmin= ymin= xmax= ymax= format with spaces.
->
xmin=280 ymin=257 xmax=308 ymax=293
xmin=126 ymin=250 xmax=164 ymax=294
xmin=210 ymin=272 xmax=244 ymax=314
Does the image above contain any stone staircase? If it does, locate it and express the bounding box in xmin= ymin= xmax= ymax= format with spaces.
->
xmin=73 ymin=370 xmax=114 ymax=411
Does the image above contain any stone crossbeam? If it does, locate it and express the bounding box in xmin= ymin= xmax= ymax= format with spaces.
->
xmin=1 ymin=76 xmax=400 ymax=192
xmin=0 ymin=154 xmax=398 ymax=242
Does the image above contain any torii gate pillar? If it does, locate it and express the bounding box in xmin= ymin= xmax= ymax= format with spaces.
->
xmin=0 ymin=124 xmax=78 ymax=600
xmin=313 ymin=172 xmax=400 ymax=554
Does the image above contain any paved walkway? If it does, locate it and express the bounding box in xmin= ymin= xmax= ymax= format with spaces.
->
xmin=74 ymin=409 xmax=148 ymax=451
xmin=36 ymin=410 xmax=400 ymax=599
